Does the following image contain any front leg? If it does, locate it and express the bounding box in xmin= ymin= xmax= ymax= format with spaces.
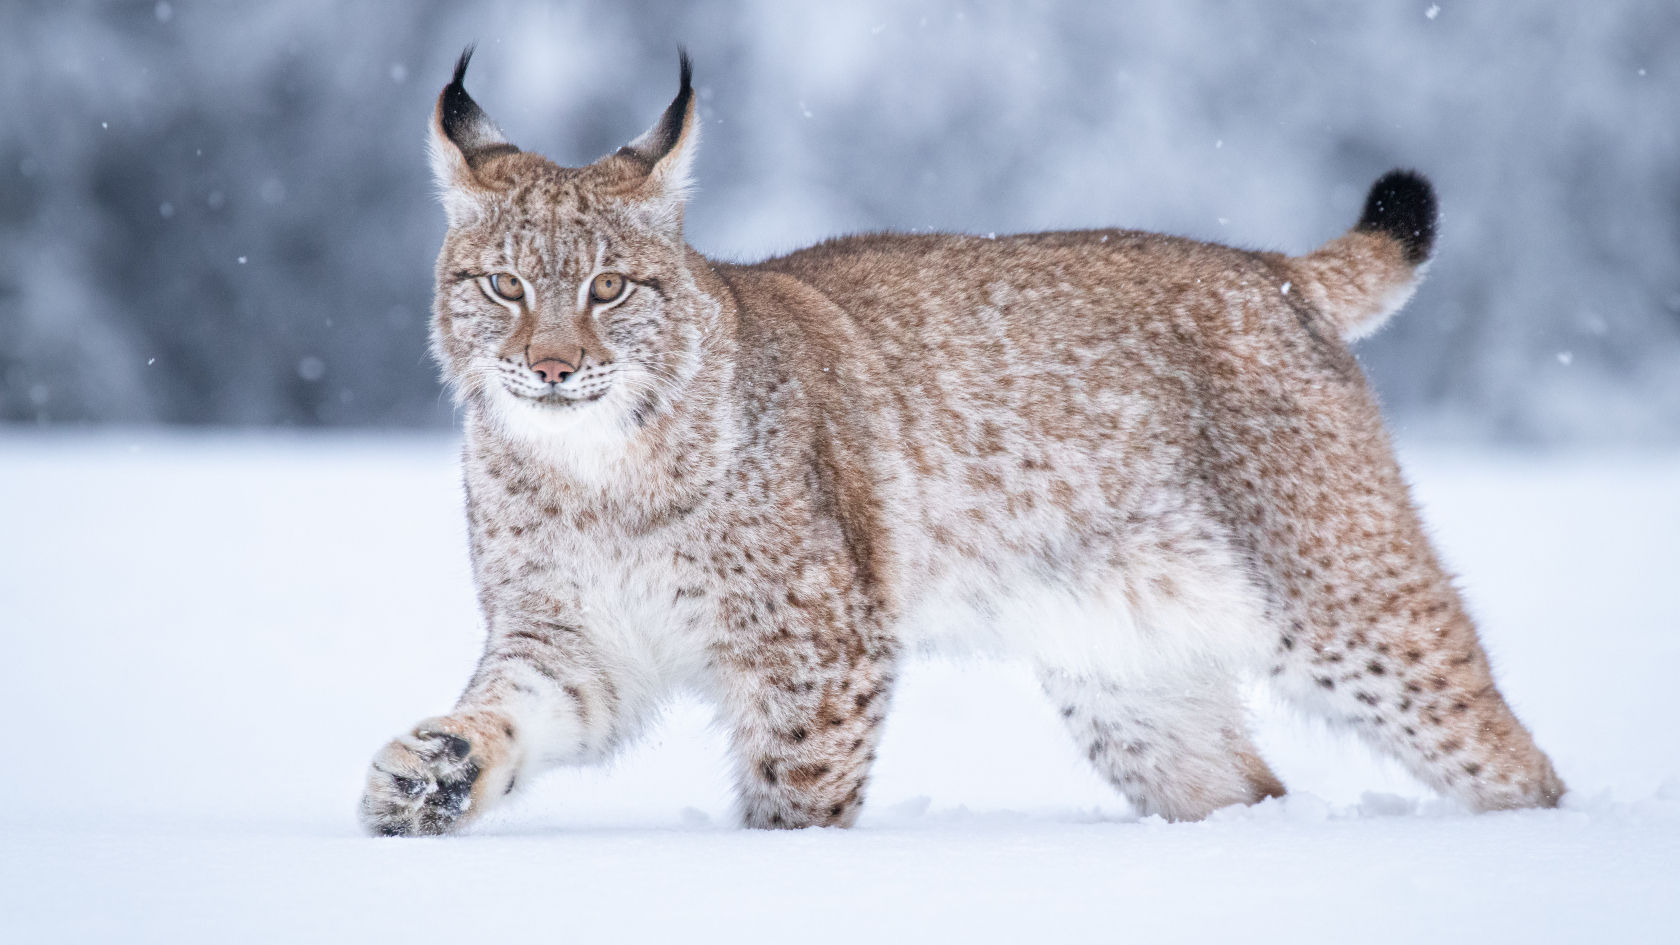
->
xmin=360 ymin=616 xmax=644 ymax=836
xmin=716 ymin=596 xmax=899 ymax=829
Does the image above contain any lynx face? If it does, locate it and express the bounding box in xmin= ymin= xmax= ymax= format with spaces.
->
xmin=429 ymin=50 xmax=705 ymax=446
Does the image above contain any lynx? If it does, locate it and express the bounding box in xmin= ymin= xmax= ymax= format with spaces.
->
xmin=360 ymin=50 xmax=1564 ymax=836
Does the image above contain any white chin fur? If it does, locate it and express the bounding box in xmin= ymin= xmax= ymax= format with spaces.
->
xmin=484 ymin=383 xmax=635 ymax=487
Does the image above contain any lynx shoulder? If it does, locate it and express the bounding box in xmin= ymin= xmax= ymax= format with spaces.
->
xmin=360 ymin=50 xmax=1562 ymax=836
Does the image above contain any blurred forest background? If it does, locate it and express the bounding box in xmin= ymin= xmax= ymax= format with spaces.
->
xmin=1 ymin=0 xmax=1676 ymax=442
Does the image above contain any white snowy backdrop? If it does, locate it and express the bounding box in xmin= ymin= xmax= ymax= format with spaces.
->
xmin=2 ymin=436 xmax=1676 ymax=941
xmin=3 ymin=2 xmax=1679 ymax=942
xmin=1 ymin=0 xmax=1677 ymax=440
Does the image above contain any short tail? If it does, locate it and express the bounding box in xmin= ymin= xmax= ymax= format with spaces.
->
xmin=1288 ymin=169 xmax=1438 ymax=341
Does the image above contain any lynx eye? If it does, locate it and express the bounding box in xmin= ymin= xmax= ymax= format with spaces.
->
xmin=589 ymin=272 xmax=627 ymax=304
xmin=488 ymin=273 xmax=525 ymax=302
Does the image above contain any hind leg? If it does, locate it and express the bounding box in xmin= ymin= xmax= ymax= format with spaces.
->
xmin=1266 ymin=579 xmax=1564 ymax=811
xmin=1042 ymin=667 xmax=1284 ymax=821
xmin=1227 ymin=407 xmax=1564 ymax=810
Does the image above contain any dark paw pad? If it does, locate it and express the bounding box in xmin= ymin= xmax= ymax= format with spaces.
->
xmin=360 ymin=730 xmax=485 ymax=837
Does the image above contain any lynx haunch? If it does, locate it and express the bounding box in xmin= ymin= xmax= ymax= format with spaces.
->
xmin=360 ymin=50 xmax=1563 ymax=836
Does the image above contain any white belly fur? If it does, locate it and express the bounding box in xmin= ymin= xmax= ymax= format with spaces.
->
xmin=895 ymin=554 xmax=1270 ymax=683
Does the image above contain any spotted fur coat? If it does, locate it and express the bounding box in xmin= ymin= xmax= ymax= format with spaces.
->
xmin=359 ymin=50 xmax=1563 ymax=836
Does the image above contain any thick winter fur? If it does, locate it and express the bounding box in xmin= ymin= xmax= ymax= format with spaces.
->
xmin=360 ymin=53 xmax=1564 ymax=836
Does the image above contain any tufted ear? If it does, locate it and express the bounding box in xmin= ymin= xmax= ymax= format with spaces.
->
xmin=429 ymin=46 xmax=518 ymax=225
xmin=614 ymin=50 xmax=698 ymax=230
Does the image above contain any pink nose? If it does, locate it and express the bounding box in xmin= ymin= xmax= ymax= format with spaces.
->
xmin=530 ymin=358 xmax=576 ymax=384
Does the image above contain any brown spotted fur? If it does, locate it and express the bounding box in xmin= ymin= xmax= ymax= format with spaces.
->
xmin=359 ymin=53 xmax=1563 ymax=836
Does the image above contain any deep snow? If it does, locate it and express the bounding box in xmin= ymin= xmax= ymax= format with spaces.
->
xmin=1 ymin=433 xmax=1676 ymax=943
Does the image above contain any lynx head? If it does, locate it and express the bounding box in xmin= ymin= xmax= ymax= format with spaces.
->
xmin=428 ymin=48 xmax=708 ymax=447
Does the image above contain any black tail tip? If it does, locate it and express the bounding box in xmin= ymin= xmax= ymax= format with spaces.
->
xmin=1356 ymin=169 xmax=1437 ymax=266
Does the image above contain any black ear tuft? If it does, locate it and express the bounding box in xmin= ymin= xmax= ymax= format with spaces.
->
xmin=1356 ymin=169 xmax=1437 ymax=266
xmin=452 ymin=45 xmax=474 ymax=88
xmin=440 ymin=45 xmax=481 ymax=146
xmin=623 ymin=48 xmax=695 ymax=165
xmin=439 ymin=44 xmax=518 ymax=164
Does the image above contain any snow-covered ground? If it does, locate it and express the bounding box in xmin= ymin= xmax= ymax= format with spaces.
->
xmin=2 ymin=432 xmax=1675 ymax=943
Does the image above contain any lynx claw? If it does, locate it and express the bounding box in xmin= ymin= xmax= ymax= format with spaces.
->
xmin=360 ymin=727 xmax=483 ymax=837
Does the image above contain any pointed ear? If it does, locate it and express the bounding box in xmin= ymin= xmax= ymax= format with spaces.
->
xmin=429 ymin=46 xmax=519 ymax=225
xmin=616 ymin=50 xmax=698 ymax=226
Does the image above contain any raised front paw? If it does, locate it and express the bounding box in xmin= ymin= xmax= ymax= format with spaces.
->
xmin=360 ymin=721 xmax=486 ymax=837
